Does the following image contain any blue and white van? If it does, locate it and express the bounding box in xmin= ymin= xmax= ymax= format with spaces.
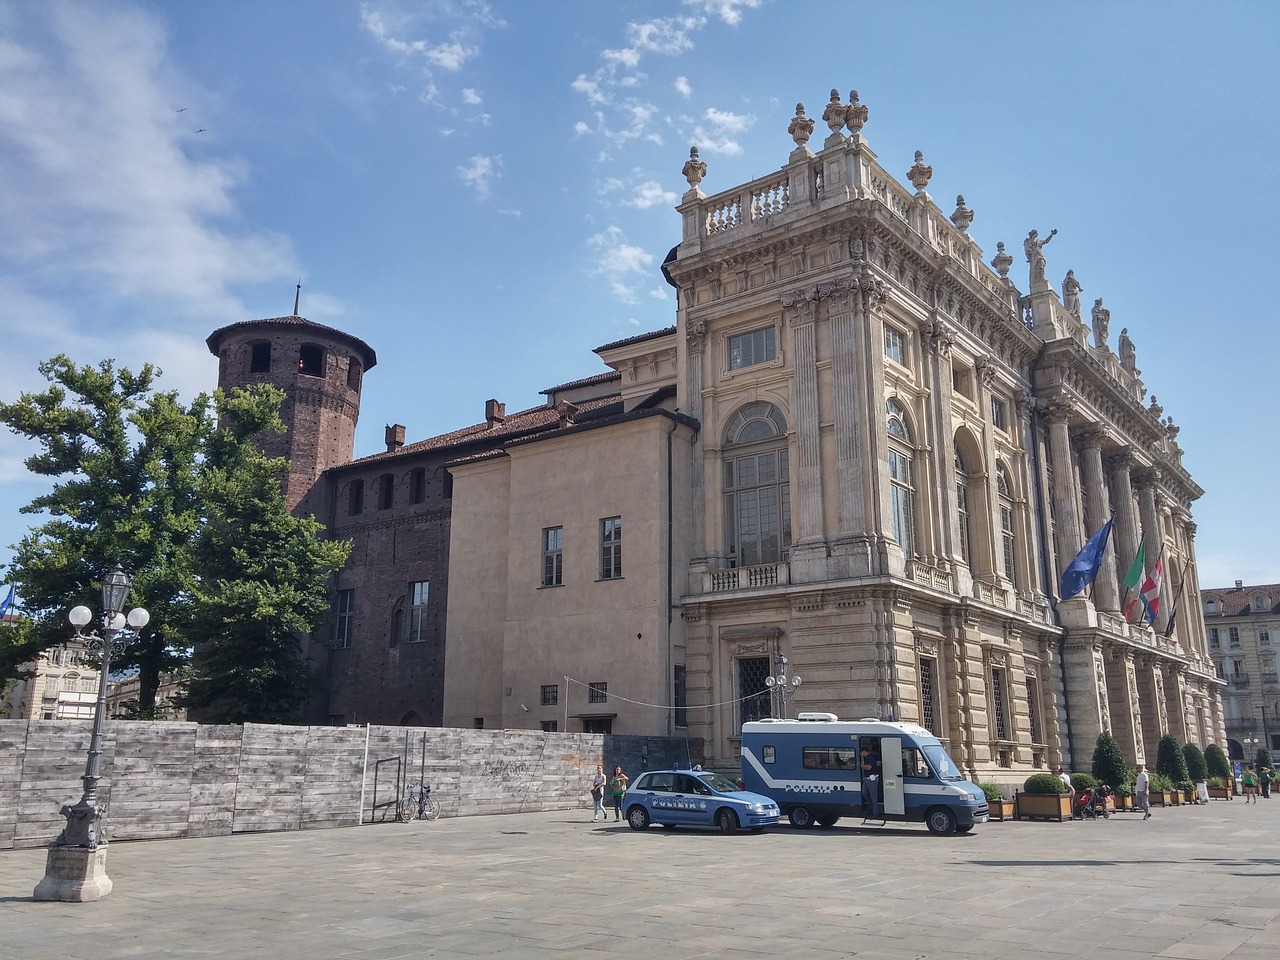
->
xmin=740 ymin=714 xmax=988 ymax=835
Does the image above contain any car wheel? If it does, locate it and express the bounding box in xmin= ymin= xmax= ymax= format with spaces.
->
xmin=955 ymin=823 xmax=974 ymax=834
xmin=788 ymin=805 xmax=815 ymax=829
xmin=925 ymin=806 xmax=957 ymax=836
xmin=626 ymin=806 xmax=650 ymax=830
xmin=816 ymin=814 xmax=840 ymax=827
xmin=717 ymin=809 xmax=739 ymax=834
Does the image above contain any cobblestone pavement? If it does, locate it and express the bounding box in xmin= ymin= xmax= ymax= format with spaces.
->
xmin=2 ymin=798 xmax=1278 ymax=960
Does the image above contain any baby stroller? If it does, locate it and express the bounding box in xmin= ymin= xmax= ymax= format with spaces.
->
xmin=1074 ymin=783 xmax=1112 ymax=820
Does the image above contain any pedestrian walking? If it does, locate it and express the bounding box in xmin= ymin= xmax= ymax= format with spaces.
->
xmin=1260 ymin=765 xmax=1273 ymax=799
xmin=610 ymin=765 xmax=629 ymax=821
xmin=1242 ymin=764 xmax=1259 ymax=803
xmin=1135 ymin=764 xmax=1151 ymax=820
xmin=590 ymin=764 xmax=607 ymax=822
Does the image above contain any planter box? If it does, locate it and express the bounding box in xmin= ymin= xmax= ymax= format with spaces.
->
xmin=1169 ymin=790 xmax=1183 ymax=806
xmin=1149 ymin=790 xmax=1174 ymax=807
xmin=987 ymin=799 xmax=1015 ymax=821
xmin=1113 ymin=794 xmax=1132 ymax=812
xmin=1208 ymin=787 xmax=1232 ymax=800
xmin=1015 ymin=792 xmax=1072 ymax=822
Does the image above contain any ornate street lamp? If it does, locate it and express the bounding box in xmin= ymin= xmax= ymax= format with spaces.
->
xmin=765 ymin=654 xmax=802 ymax=719
xmin=34 ymin=565 xmax=149 ymax=903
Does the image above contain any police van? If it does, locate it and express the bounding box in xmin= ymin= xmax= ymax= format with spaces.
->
xmin=740 ymin=714 xmax=989 ymax=835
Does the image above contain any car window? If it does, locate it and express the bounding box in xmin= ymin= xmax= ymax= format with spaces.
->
xmin=696 ymin=772 xmax=742 ymax=794
xmin=642 ymin=773 xmax=675 ymax=792
xmin=676 ymin=774 xmax=709 ymax=794
xmin=901 ymin=746 xmax=931 ymax=779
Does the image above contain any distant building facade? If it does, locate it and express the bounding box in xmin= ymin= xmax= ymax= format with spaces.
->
xmin=1 ymin=640 xmax=98 ymax=720
xmin=213 ymin=90 xmax=1223 ymax=780
xmin=1200 ymin=580 xmax=1280 ymax=756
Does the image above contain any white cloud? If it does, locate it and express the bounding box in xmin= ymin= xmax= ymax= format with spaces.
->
xmin=684 ymin=0 xmax=763 ymax=26
xmin=573 ymin=120 xmax=592 ymax=136
xmin=674 ymin=76 xmax=692 ymax=97
xmin=462 ymin=88 xmax=483 ymax=105
xmin=571 ymin=73 xmax=608 ymax=106
xmin=625 ymin=180 xmax=678 ymax=209
xmin=360 ymin=7 xmax=478 ymax=70
xmin=588 ymin=226 xmax=655 ymax=304
xmin=689 ymin=107 xmax=755 ymax=155
xmin=458 ymin=154 xmax=501 ymax=200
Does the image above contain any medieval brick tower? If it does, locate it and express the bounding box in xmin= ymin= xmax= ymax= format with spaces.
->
xmin=206 ymin=311 xmax=377 ymax=515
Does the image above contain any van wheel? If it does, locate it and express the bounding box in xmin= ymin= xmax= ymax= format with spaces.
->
xmin=925 ymin=807 xmax=957 ymax=835
xmin=627 ymin=806 xmax=650 ymax=830
xmin=816 ymin=814 xmax=840 ymax=827
xmin=788 ymin=806 xmax=815 ymax=829
xmin=717 ymin=809 xmax=739 ymax=834
xmin=955 ymin=823 xmax=974 ymax=834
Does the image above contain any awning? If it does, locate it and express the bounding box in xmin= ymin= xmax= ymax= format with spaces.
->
xmin=572 ymin=712 xmax=618 ymax=719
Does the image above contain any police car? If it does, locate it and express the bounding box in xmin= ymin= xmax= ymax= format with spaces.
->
xmin=623 ymin=769 xmax=781 ymax=833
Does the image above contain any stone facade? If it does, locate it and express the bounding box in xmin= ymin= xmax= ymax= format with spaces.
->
xmin=1201 ymin=580 xmax=1280 ymax=757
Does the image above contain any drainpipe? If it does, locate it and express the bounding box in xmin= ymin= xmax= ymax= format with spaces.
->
xmin=1027 ymin=342 xmax=1075 ymax=769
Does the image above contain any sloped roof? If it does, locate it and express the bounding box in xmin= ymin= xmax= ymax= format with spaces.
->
xmin=594 ymin=326 xmax=676 ymax=353
xmin=540 ymin=370 xmax=621 ymax=395
xmin=1200 ymin=582 xmax=1280 ymax=616
xmin=206 ymin=315 xmax=377 ymax=369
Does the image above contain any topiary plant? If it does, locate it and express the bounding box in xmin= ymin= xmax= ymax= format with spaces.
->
xmin=1183 ymin=742 xmax=1208 ymax=782
xmin=1155 ymin=732 xmax=1191 ymax=783
xmin=978 ymin=781 xmax=1005 ymax=802
xmin=1024 ymin=772 xmax=1066 ymax=795
xmin=1205 ymin=743 xmax=1231 ymax=780
xmin=1091 ymin=730 xmax=1129 ymax=790
xmin=1069 ymin=772 xmax=1097 ymax=793
xmin=1255 ymin=746 xmax=1274 ymax=773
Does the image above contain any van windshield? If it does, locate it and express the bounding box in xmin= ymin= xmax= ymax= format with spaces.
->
xmin=697 ymin=772 xmax=745 ymax=793
xmin=922 ymin=743 xmax=965 ymax=781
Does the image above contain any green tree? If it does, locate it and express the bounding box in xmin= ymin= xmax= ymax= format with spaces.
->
xmin=0 ymin=357 xmax=209 ymax=711
xmin=181 ymin=386 xmax=350 ymax=723
xmin=1255 ymin=746 xmax=1274 ymax=773
xmin=1204 ymin=743 xmax=1231 ymax=780
xmin=1090 ymin=729 xmax=1129 ymax=790
xmin=0 ymin=617 xmax=44 ymax=705
xmin=1183 ymin=742 xmax=1208 ymax=782
xmin=1155 ymin=732 xmax=1191 ymax=785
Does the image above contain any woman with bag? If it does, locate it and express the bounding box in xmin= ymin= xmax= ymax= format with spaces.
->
xmin=610 ymin=765 xmax=629 ymax=822
xmin=590 ymin=764 xmax=607 ymax=822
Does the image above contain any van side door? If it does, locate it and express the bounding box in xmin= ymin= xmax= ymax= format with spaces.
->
xmin=880 ymin=736 xmax=906 ymax=817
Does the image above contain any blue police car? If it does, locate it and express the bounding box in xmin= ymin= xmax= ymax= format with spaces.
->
xmin=623 ymin=769 xmax=781 ymax=833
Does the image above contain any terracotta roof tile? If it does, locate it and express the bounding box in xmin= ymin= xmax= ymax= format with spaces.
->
xmin=1200 ymin=582 xmax=1280 ymax=616
xmin=206 ymin=315 xmax=377 ymax=368
xmin=594 ymin=326 xmax=676 ymax=354
xmin=540 ymin=370 xmax=621 ymax=395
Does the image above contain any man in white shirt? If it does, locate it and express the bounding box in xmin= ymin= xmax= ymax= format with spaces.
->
xmin=1057 ymin=767 xmax=1075 ymax=816
xmin=1135 ymin=764 xmax=1151 ymax=820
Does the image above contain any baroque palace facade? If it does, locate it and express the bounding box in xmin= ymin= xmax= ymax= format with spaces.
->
xmin=209 ymin=89 xmax=1221 ymax=779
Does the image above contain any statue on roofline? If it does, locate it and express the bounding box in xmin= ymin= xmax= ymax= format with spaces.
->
xmin=1024 ymin=228 xmax=1056 ymax=288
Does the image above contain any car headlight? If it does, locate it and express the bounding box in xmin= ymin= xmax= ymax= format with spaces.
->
xmin=747 ymin=804 xmax=767 ymax=814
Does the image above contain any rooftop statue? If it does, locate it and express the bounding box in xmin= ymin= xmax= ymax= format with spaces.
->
xmin=951 ymin=195 xmax=974 ymax=234
xmin=1118 ymin=327 xmax=1138 ymax=375
xmin=1061 ymin=270 xmax=1083 ymax=319
xmin=907 ymin=150 xmax=933 ymax=192
xmin=788 ymin=103 xmax=815 ymax=148
xmin=1091 ymin=298 xmax=1110 ymax=348
xmin=1024 ymin=228 xmax=1057 ymax=288
xmin=845 ymin=90 xmax=868 ymax=135
xmin=682 ymin=146 xmax=707 ymax=191
xmin=821 ymin=89 xmax=847 ymax=134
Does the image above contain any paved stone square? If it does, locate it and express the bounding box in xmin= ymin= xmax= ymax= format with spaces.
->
xmin=2 ymin=799 xmax=1277 ymax=959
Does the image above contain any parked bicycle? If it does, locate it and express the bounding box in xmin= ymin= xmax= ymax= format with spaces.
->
xmin=399 ymin=780 xmax=440 ymax=821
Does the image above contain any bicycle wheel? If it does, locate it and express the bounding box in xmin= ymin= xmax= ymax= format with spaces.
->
xmin=423 ymin=797 xmax=441 ymax=821
xmin=399 ymin=793 xmax=420 ymax=821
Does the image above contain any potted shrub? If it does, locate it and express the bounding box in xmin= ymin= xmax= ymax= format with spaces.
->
xmin=1207 ymin=775 xmax=1233 ymax=800
xmin=1205 ymin=743 xmax=1232 ymax=789
xmin=1184 ymin=743 xmax=1209 ymax=803
xmin=1156 ymin=733 xmax=1190 ymax=806
xmin=1016 ymin=772 xmax=1072 ymax=821
xmin=1148 ymin=772 xmax=1176 ymax=806
xmin=980 ymin=782 xmax=1014 ymax=821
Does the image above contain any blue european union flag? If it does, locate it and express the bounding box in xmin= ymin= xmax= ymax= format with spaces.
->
xmin=1059 ymin=519 xmax=1113 ymax=600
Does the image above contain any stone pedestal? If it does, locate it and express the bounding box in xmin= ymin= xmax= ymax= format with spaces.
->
xmin=33 ymin=844 xmax=113 ymax=902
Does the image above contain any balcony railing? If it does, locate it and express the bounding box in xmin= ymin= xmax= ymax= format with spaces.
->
xmin=1225 ymin=718 xmax=1258 ymax=732
xmin=1230 ymin=675 xmax=1251 ymax=689
xmin=703 ymin=562 xmax=790 ymax=594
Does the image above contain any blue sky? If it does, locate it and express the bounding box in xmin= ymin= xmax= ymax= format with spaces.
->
xmin=1 ymin=0 xmax=1277 ymax=594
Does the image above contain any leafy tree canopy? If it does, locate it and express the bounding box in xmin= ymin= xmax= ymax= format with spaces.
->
xmin=1090 ymin=729 xmax=1129 ymax=790
xmin=1182 ymin=742 xmax=1208 ymax=782
xmin=1155 ymin=732 xmax=1191 ymax=784
xmin=1204 ymin=743 xmax=1232 ymax=780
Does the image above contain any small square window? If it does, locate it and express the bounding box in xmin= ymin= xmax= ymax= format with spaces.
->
xmin=588 ymin=681 xmax=607 ymax=704
xmin=728 ymin=327 xmax=777 ymax=370
xmin=540 ymin=720 xmax=558 ymax=732
xmin=884 ymin=325 xmax=905 ymax=365
xmin=541 ymin=684 xmax=559 ymax=706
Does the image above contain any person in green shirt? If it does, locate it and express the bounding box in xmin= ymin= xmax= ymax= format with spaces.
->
xmin=1242 ymin=764 xmax=1259 ymax=803
xmin=1259 ymin=765 xmax=1273 ymax=799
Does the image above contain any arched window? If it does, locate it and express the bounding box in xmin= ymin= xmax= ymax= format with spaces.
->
xmin=955 ymin=451 xmax=973 ymax=567
xmin=887 ymin=399 xmax=915 ymax=554
xmin=299 ymin=343 xmax=324 ymax=376
xmin=250 ymin=342 xmax=272 ymax=373
xmin=723 ymin=402 xmax=790 ymax=566
xmin=997 ymin=462 xmax=1017 ymax=583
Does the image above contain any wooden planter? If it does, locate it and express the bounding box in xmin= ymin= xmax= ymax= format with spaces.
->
xmin=1015 ymin=792 xmax=1073 ymax=822
xmin=1182 ymin=788 xmax=1195 ymax=804
xmin=1149 ymin=790 xmax=1174 ymax=807
xmin=1113 ymin=794 xmax=1132 ymax=812
xmin=987 ymin=799 xmax=1015 ymax=821
xmin=1208 ymin=787 xmax=1232 ymax=800
xmin=1169 ymin=790 xmax=1183 ymax=806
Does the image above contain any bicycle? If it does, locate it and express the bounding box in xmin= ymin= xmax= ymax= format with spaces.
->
xmin=399 ymin=781 xmax=440 ymax=821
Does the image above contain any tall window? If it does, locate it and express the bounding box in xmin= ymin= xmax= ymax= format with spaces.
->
xmin=887 ymin=399 xmax=915 ymax=554
xmin=541 ymin=684 xmax=559 ymax=706
xmin=410 ymin=468 xmax=427 ymax=504
xmin=250 ymin=342 xmax=272 ymax=373
xmin=997 ymin=463 xmax=1017 ymax=583
xmin=728 ymin=326 xmax=776 ymax=370
xmin=299 ymin=344 xmax=324 ymax=376
xmin=588 ymin=681 xmax=608 ymax=703
xmin=991 ymin=667 xmax=1009 ymax=741
xmin=542 ymin=527 xmax=563 ymax=586
xmin=332 ymin=589 xmax=354 ymax=649
xmin=955 ymin=452 xmax=973 ymax=567
xmin=377 ymin=473 xmax=394 ymax=510
xmin=1261 ymin=630 xmax=1271 ymax=645
xmin=991 ymin=396 xmax=1008 ymax=431
xmin=738 ymin=656 xmax=771 ymax=725
xmin=884 ymin=324 xmax=905 ymax=365
xmin=723 ymin=403 xmax=791 ymax=566
xmin=407 ymin=581 xmax=429 ymax=643
xmin=673 ymin=664 xmax=687 ymax=728
xmin=1209 ymin=627 xmax=1220 ymax=648
xmin=346 ymin=358 xmax=362 ymax=391
xmin=348 ymin=479 xmax=364 ymax=516
xmin=1229 ymin=627 xmax=1240 ymax=648
xmin=1025 ymin=677 xmax=1042 ymax=744
xmin=919 ymin=657 xmax=938 ymax=735
xmin=600 ymin=517 xmax=622 ymax=579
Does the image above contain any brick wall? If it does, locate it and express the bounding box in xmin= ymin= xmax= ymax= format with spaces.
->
xmin=0 ymin=720 xmax=701 ymax=849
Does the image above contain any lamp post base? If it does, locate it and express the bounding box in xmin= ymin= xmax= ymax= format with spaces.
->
xmin=33 ymin=844 xmax=113 ymax=902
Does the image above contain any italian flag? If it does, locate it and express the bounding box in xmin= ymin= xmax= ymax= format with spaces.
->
xmin=1121 ymin=543 xmax=1147 ymax=621
xmin=1139 ymin=556 xmax=1164 ymax=625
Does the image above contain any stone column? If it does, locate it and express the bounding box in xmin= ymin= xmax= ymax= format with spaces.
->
xmin=1105 ymin=450 xmax=1140 ymax=609
xmin=830 ymin=278 xmax=871 ymax=575
xmin=1075 ymin=427 xmax=1120 ymax=611
xmin=924 ymin=319 xmax=960 ymax=571
xmin=781 ymin=289 xmax=827 ymax=581
xmin=686 ymin=318 xmax=711 ymax=591
xmin=1044 ymin=399 xmax=1083 ymax=586
xmin=1134 ymin=468 xmax=1165 ymax=629
xmin=1012 ymin=390 xmax=1042 ymax=597
xmin=1106 ymin=647 xmax=1143 ymax=765
xmin=858 ymin=279 xmax=896 ymax=573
